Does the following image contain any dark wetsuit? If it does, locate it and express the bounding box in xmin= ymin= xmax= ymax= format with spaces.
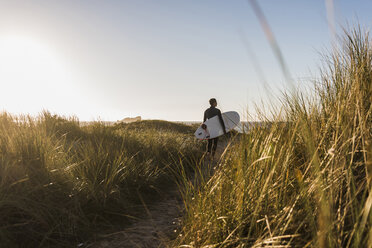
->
xmin=203 ymin=107 xmax=226 ymax=156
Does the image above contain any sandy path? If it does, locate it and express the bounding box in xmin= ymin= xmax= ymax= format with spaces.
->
xmin=87 ymin=139 xmax=229 ymax=248
xmin=87 ymin=188 xmax=183 ymax=248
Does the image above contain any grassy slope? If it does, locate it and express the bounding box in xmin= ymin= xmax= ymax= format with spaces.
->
xmin=174 ymin=29 xmax=371 ymax=247
xmin=0 ymin=115 xmax=202 ymax=247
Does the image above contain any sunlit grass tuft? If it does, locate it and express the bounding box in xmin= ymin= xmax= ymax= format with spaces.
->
xmin=0 ymin=113 xmax=202 ymax=247
xmin=174 ymin=28 xmax=371 ymax=247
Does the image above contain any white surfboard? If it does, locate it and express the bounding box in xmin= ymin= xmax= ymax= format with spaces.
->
xmin=194 ymin=111 xmax=240 ymax=139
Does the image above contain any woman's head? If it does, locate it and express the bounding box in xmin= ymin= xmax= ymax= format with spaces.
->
xmin=209 ymin=98 xmax=217 ymax=107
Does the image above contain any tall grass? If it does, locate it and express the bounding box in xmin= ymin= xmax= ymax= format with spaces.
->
xmin=0 ymin=113 xmax=202 ymax=247
xmin=174 ymin=28 xmax=371 ymax=247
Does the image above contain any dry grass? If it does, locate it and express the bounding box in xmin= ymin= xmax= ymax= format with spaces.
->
xmin=0 ymin=114 xmax=202 ymax=247
xmin=174 ymin=28 xmax=371 ymax=247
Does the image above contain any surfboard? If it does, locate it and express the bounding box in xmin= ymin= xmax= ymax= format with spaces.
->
xmin=194 ymin=111 xmax=240 ymax=139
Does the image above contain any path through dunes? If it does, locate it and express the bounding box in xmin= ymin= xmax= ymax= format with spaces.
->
xmin=90 ymin=188 xmax=183 ymax=248
xmin=88 ymin=139 xmax=229 ymax=248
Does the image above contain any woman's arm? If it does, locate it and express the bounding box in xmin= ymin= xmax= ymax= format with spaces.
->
xmin=217 ymin=110 xmax=227 ymax=134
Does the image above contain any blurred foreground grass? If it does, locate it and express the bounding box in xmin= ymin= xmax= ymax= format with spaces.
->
xmin=0 ymin=115 xmax=202 ymax=247
xmin=174 ymin=28 xmax=371 ymax=247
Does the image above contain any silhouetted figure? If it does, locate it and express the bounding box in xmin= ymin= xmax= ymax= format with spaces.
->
xmin=203 ymin=98 xmax=226 ymax=158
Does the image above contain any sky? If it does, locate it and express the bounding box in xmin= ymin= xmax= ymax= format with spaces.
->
xmin=0 ymin=0 xmax=371 ymax=121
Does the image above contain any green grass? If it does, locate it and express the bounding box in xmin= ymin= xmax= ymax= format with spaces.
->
xmin=173 ymin=28 xmax=371 ymax=247
xmin=0 ymin=114 xmax=202 ymax=247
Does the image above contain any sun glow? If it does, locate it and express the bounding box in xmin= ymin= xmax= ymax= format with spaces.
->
xmin=0 ymin=35 xmax=79 ymax=115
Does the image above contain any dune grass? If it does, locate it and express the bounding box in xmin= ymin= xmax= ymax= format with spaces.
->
xmin=0 ymin=114 xmax=202 ymax=247
xmin=1 ymin=27 xmax=370 ymax=248
xmin=174 ymin=28 xmax=371 ymax=247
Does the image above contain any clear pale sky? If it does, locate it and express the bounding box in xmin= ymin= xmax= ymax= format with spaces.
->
xmin=0 ymin=0 xmax=371 ymax=121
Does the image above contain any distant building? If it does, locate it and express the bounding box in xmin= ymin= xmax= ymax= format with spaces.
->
xmin=119 ymin=116 xmax=141 ymax=123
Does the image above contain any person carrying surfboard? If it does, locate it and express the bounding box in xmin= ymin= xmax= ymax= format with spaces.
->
xmin=203 ymin=98 xmax=226 ymax=158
